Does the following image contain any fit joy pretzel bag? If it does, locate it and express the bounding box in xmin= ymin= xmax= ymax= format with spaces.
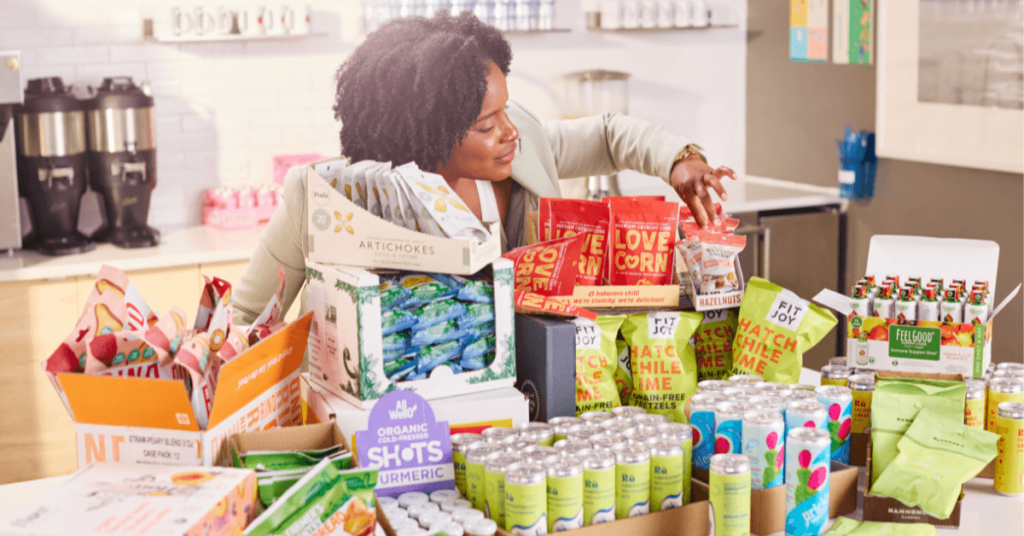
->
xmin=620 ymin=311 xmax=703 ymax=423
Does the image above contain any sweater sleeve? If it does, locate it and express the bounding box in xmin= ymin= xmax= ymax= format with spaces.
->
xmin=543 ymin=112 xmax=692 ymax=183
xmin=233 ymin=166 xmax=309 ymax=325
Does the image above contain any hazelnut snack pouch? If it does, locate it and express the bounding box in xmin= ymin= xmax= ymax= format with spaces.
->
xmin=731 ymin=277 xmax=838 ymax=383
xmin=621 ymin=311 xmax=703 ymax=423
xmin=693 ymin=308 xmax=738 ymax=381
xmin=695 ymin=231 xmax=746 ymax=293
xmin=540 ymin=198 xmax=611 ymax=286
xmin=606 ymin=198 xmax=679 ymax=286
xmin=573 ymin=315 xmax=626 ymax=416
xmin=502 ymin=234 xmax=587 ymax=296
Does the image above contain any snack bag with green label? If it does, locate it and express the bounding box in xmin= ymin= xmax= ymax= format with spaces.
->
xmin=731 ymin=277 xmax=837 ymax=383
xmin=614 ymin=338 xmax=634 ymax=406
xmin=621 ymin=311 xmax=703 ymax=423
xmin=870 ymin=376 xmax=966 ymax=486
xmin=871 ymin=408 xmax=998 ymax=519
xmin=825 ymin=517 xmax=938 ymax=536
xmin=573 ymin=315 xmax=626 ymax=415
xmin=246 ymin=459 xmax=378 ymax=536
xmin=692 ymin=308 xmax=737 ymax=381
xmin=240 ymin=446 xmax=349 ymax=471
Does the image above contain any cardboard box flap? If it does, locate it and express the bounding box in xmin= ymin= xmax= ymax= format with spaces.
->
xmin=865 ymin=235 xmax=999 ymax=295
xmin=208 ymin=313 xmax=312 ymax=429
xmin=59 ymin=374 xmax=199 ymax=431
xmin=233 ymin=422 xmax=344 ymax=454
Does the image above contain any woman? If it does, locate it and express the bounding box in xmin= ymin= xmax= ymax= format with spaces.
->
xmin=234 ymin=12 xmax=736 ymax=324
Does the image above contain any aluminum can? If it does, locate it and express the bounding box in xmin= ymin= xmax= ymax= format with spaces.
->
xmin=483 ymin=427 xmax=519 ymax=445
xmin=820 ymin=365 xmax=852 ymax=387
xmin=611 ymin=406 xmax=646 ymax=418
xmin=565 ymin=424 xmax=600 ymax=443
xmin=451 ymin=433 xmax=484 ymax=496
xmin=742 ymin=410 xmax=785 ymax=489
xmin=756 ymin=381 xmax=792 ymax=393
xmin=504 ymin=462 xmax=548 ymax=535
xmin=785 ymin=400 xmax=828 ymax=440
xmin=815 ymin=385 xmax=853 ymax=464
xmin=599 ymin=417 xmax=635 ymax=436
xmin=697 ymin=379 xmax=734 ymax=392
xmin=553 ymin=438 xmax=593 ymax=459
xmin=485 ymin=452 xmax=523 ymax=529
xmin=647 ymin=437 xmax=684 ymax=512
xmin=577 ymin=448 xmax=615 ymax=526
xmin=729 ymin=374 xmax=764 ymax=385
xmin=581 ymin=411 xmax=616 ymax=424
xmin=519 ymin=422 xmax=555 ymax=447
xmin=633 ymin=413 xmax=668 ymax=427
xmin=709 ymin=454 xmax=751 ymax=536
xmin=655 ymin=422 xmax=693 ymax=504
xmin=988 ymin=377 xmax=1024 ymax=431
xmin=549 ymin=417 xmax=583 ymax=443
xmin=994 ymin=402 xmax=1024 ymax=496
xmin=588 ymin=433 xmax=627 ymax=453
xmin=430 ymin=489 xmax=460 ymax=504
xmin=722 ymin=386 xmax=760 ymax=400
xmin=749 ymin=395 xmax=787 ymax=415
xmin=785 ymin=427 xmax=831 ymax=536
xmin=622 ymin=427 xmax=660 ymax=446
xmin=688 ymin=393 xmax=724 ymax=471
xmin=614 ymin=444 xmax=651 ymax=519
xmin=965 ymin=378 xmax=987 ymax=429
xmin=466 ymin=443 xmax=505 ymax=511
xmin=714 ymin=401 xmax=755 ymax=455
xmin=522 ymin=445 xmax=559 ymax=466
xmin=828 ymin=357 xmax=847 ymax=368
xmin=848 ymin=374 xmax=874 ymax=434
xmin=545 ymin=457 xmax=584 ymax=531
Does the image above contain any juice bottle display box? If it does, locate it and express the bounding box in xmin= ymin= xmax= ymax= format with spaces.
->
xmin=814 ymin=235 xmax=1021 ymax=378
xmin=304 ymin=260 xmax=516 ymax=409
xmin=0 ymin=463 xmax=258 ymax=536
xmin=50 ymin=314 xmax=312 ymax=468
xmin=305 ymin=158 xmax=501 ymax=274
xmin=301 ymin=375 xmax=529 ymax=449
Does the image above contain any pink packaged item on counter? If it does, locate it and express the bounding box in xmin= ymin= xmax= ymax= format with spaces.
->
xmin=274 ymin=153 xmax=325 ymax=185
xmin=202 ymin=185 xmax=282 ymax=229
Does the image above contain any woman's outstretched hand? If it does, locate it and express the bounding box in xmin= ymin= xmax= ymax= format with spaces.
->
xmin=670 ymin=155 xmax=738 ymax=228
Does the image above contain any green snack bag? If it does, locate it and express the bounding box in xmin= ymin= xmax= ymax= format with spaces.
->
xmin=614 ymin=338 xmax=634 ymax=406
xmin=255 ymin=453 xmax=355 ymax=506
xmin=573 ymin=315 xmax=626 ymax=415
xmin=621 ymin=311 xmax=703 ymax=423
xmin=826 ymin=517 xmax=938 ymax=536
xmin=870 ymin=376 xmax=966 ymax=486
xmin=871 ymin=409 xmax=998 ymax=519
xmin=692 ymin=309 xmax=737 ymax=381
xmin=731 ymin=277 xmax=837 ymax=383
xmin=246 ymin=459 xmax=378 ymax=536
xmin=242 ymin=445 xmax=346 ymax=471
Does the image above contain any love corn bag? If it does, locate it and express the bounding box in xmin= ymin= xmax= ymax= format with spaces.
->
xmin=693 ymin=309 xmax=737 ymax=381
xmin=503 ymin=234 xmax=587 ymax=297
xmin=606 ymin=198 xmax=679 ymax=286
xmin=871 ymin=409 xmax=998 ymax=519
xmin=731 ymin=277 xmax=837 ymax=383
xmin=621 ymin=311 xmax=703 ymax=423
xmin=573 ymin=315 xmax=626 ymax=416
xmin=540 ymin=198 xmax=611 ymax=286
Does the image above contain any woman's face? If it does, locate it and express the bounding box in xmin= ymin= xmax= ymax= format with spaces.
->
xmin=438 ymin=61 xmax=519 ymax=182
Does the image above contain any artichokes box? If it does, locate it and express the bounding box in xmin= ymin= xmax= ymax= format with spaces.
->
xmin=813 ymin=235 xmax=1021 ymax=378
xmin=305 ymin=157 xmax=501 ymax=275
xmin=304 ymin=260 xmax=516 ymax=409
xmin=691 ymin=461 xmax=858 ymax=535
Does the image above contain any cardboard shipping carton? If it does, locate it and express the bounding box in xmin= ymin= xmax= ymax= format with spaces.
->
xmin=231 ymin=421 xmax=349 ymax=469
xmin=304 ymin=260 xmax=516 ymax=409
xmin=302 ymin=375 xmax=529 ymax=449
xmin=814 ymin=236 xmax=1021 ymax=379
xmin=305 ymin=158 xmax=501 ymax=274
xmin=0 ymin=463 xmax=258 ymax=536
xmin=51 ymin=314 xmax=312 ymax=468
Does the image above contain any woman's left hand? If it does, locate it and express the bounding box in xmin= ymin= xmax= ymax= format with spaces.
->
xmin=670 ymin=156 xmax=738 ymax=228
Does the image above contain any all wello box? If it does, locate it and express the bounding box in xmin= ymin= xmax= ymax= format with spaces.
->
xmin=305 ymin=157 xmax=501 ymax=274
xmin=814 ymin=235 xmax=1021 ymax=379
xmin=0 ymin=463 xmax=258 ymax=536
xmin=304 ymin=259 xmax=516 ymax=410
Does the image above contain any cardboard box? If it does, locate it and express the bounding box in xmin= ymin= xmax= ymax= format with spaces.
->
xmin=51 ymin=314 xmax=312 ymax=468
xmin=515 ymin=313 xmax=577 ymax=422
xmin=692 ymin=461 xmax=859 ymax=535
xmin=305 ymin=158 xmax=501 ymax=274
xmin=230 ymin=421 xmax=348 ymax=468
xmin=304 ymin=260 xmax=516 ymax=409
xmin=814 ymin=236 xmax=1021 ymax=379
xmin=850 ymin=431 xmax=869 ymax=466
xmin=864 ymin=441 xmax=963 ymax=528
xmin=302 ymin=375 xmax=529 ymax=449
xmin=0 ymin=463 xmax=258 ymax=536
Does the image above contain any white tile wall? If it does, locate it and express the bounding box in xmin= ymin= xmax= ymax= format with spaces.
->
xmin=5 ymin=0 xmax=747 ymax=228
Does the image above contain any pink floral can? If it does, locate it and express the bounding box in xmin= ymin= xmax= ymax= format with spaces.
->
xmin=785 ymin=427 xmax=831 ymax=536
xmin=741 ymin=410 xmax=785 ymax=490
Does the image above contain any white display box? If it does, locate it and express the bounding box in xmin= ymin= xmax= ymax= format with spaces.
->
xmin=304 ymin=260 xmax=517 ymax=409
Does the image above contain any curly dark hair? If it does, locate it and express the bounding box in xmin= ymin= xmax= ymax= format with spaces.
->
xmin=333 ymin=12 xmax=513 ymax=172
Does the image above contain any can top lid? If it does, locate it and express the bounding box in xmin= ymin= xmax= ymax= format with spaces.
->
xmin=989 ymin=377 xmax=1024 ymax=393
xmin=613 ymin=444 xmax=650 ymax=464
xmin=715 ymin=401 xmax=755 ymax=414
xmin=646 ymin=437 xmax=684 ymax=456
xmin=815 ymin=385 xmax=853 ymax=397
xmin=743 ymin=409 xmax=783 ymax=424
xmin=544 ymin=456 xmax=583 ymax=476
xmin=580 ymin=411 xmax=616 ymax=422
xmin=505 ymin=461 xmax=547 ymax=483
xmin=633 ymin=413 xmax=668 ymax=425
xmin=482 ymin=427 xmax=518 ymax=441
xmin=577 ymin=449 xmax=616 ymax=469
xmin=611 ymin=406 xmax=647 ymax=417
xmin=965 ymin=378 xmax=987 ymax=391
xmin=690 ymin=393 xmax=728 ymax=407
xmin=656 ymin=422 xmax=693 ymax=440
xmin=996 ymin=362 xmax=1024 ymax=371
xmin=784 ymin=390 xmax=819 ymax=401
xmin=710 ymin=453 xmax=750 ymax=474
xmin=997 ymin=402 xmax=1024 ymax=419
xmin=518 ymin=422 xmax=553 ymax=434
xmin=485 ymin=452 xmax=522 ymax=471
xmin=729 ymin=374 xmax=765 ymax=384
xmin=465 ymin=443 xmax=504 ymax=462
xmin=463 ymin=518 xmax=498 ymax=536
xmin=848 ymin=374 xmax=875 ymax=389
xmin=548 ymin=416 xmax=583 ymax=428
xmin=748 ymin=395 xmax=786 ymax=407
xmin=697 ymin=380 xmax=734 ymax=391
xmin=788 ymin=427 xmax=831 ymax=443
xmin=786 ymin=399 xmax=827 ymax=413
xmin=722 ymin=387 xmax=760 ymax=398
xmin=756 ymin=382 xmax=792 ymax=392
xmin=451 ymin=433 xmax=484 ymax=448
xmin=821 ymin=365 xmax=853 ymax=378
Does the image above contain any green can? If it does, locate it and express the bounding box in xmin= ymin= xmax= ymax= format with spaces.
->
xmin=647 ymin=438 xmax=684 ymax=512
xmin=545 ymin=457 xmax=584 ymax=532
xmin=504 ymin=462 xmax=548 ymax=534
xmin=465 ymin=442 xmax=504 ymax=512
xmin=656 ymin=422 xmax=693 ymax=505
xmin=614 ymin=444 xmax=651 ymax=519
xmin=451 ymin=433 xmax=484 ymax=497
xmin=485 ymin=452 xmax=522 ymax=529
xmin=709 ymin=453 xmax=751 ymax=536
xmin=519 ymin=422 xmax=555 ymax=447
xmin=549 ymin=416 xmax=584 ymax=444
xmin=577 ymin=449 xmax=615 ymax=526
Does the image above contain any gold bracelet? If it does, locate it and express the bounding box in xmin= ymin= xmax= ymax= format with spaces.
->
xmin=673 ymin=144 xmax=707 ymax=165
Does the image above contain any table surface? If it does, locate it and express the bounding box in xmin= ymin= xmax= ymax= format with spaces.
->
xmin=1 ymin=369 xmax=1018 ymax=535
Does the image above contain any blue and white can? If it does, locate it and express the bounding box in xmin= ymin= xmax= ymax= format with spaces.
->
xmin=742 ymin=410 xmax=786 ymax=489
xmin=784 ymin=400 xmax=828 ymax=441
xmin=814 ymin=386 xmax=853 ymax=465
xmin=785 ymin=427 xmax=831 ymax=536
xmin=714 ymin=401 xmax=754 ymax=455
xmin=686 ymin=392 xmax=726 ymax=471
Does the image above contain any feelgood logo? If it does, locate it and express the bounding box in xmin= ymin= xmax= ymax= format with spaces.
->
xmin=389 ymin=399 xmax=417 ymax=420
xmin=895 ymin=329 xmax=934 ymax=346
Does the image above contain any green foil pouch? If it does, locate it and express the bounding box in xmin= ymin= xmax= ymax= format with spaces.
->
xmin=242 ymin=445 xmax=347 ymax=471
xmin=693 ymin=308 xmax=737 ymax=381
xmin=870 ymin=376 xmax=966 ymax=486
xmin=573 ymin=315 xmax=626 ymax=415
xmin=826 ymin=517 xmax=937 ymax=536
xmin=621 ymin=311 xmax=702 ymax=423
xmin=871 ymin=408 xmax=998 ymax=519
xmin=731 ymin=277 xmax=837 ymax=383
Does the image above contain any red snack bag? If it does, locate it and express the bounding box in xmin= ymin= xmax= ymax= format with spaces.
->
xmin=679 ymin=202 xmax=723 ymax=222
xmin=513 ymin=290 xmax=599 ymax=321
xmin=602 ymin=196 xmax=665 ymax=204
xmin=680 ymin=218 xmax=739 ymax=237
xmin=606 ymin=198 xmax=679 ymax=286
xmin=539 ymin=198 xmax=553 ymax=241
xmin=543 ymin=199 xmax=611 ymax=286
xmin=502 ymin=234 xmax=587 ymax=296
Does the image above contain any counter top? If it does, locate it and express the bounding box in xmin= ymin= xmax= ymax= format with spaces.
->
xmin=0 ymin=225 xmax=266 ymax=284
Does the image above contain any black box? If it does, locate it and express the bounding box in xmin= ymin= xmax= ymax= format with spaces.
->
xmin=515 ymin=314 xmax=576 ymax=422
